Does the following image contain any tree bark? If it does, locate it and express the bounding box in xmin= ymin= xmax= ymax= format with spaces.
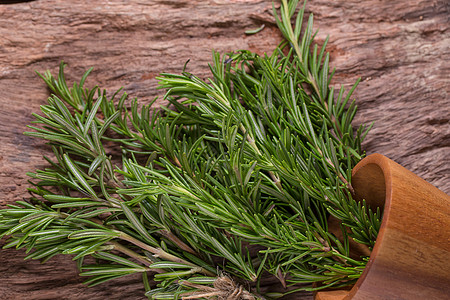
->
xmin=0 ymin=0 xmax=448 ymax=299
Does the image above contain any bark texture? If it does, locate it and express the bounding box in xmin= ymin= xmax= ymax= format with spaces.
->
xmin=0 ymin=0 xmax=448 ymax=299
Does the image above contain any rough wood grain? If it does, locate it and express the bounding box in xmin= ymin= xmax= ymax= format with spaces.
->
xmin=0 ymin=0 xmax=448 ymax=299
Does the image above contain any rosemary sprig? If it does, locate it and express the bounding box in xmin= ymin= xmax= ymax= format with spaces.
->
xmin=0 ymin=1 xmax=381 ymax=298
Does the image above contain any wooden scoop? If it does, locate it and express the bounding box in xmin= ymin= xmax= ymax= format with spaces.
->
xmin=315 ymin=153 xmax=450 ymax=300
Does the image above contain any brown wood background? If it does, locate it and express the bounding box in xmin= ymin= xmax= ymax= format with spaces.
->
xmin=0 ymin=0 xmax=448 ymax=299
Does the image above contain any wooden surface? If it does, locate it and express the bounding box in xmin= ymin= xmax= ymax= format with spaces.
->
xmin=0 ymin=0 xmax=448 ymax=299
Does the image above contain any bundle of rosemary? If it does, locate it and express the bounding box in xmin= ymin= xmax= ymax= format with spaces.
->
xmin=0 ymin=0 xmax=380 ymax=298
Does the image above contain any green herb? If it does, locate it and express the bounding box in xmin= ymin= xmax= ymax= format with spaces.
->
xmin=0 ymin=0 xmax=380 ymax=298
xmin=245 ymin=24 xmax=265 ymax=35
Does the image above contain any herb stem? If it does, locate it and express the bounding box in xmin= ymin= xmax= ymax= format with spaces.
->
xmin=109 ymin=240 xmax=163 ymax=272
xmin=160 ymin=229 xmax=197 ymax=255
xmin=117 ymin=232 xmax=215 ymax=277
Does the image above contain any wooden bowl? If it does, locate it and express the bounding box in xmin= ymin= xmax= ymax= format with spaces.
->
xmin=315 ymin=153 xmax=450 ymax=300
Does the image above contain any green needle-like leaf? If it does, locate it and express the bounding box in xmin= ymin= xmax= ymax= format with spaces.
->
xmin=0 ymin=1 xmax=379 ymax=297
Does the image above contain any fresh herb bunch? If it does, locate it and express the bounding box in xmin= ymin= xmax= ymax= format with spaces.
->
xmin=0 ymin=0 xmax=380 ymax=298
